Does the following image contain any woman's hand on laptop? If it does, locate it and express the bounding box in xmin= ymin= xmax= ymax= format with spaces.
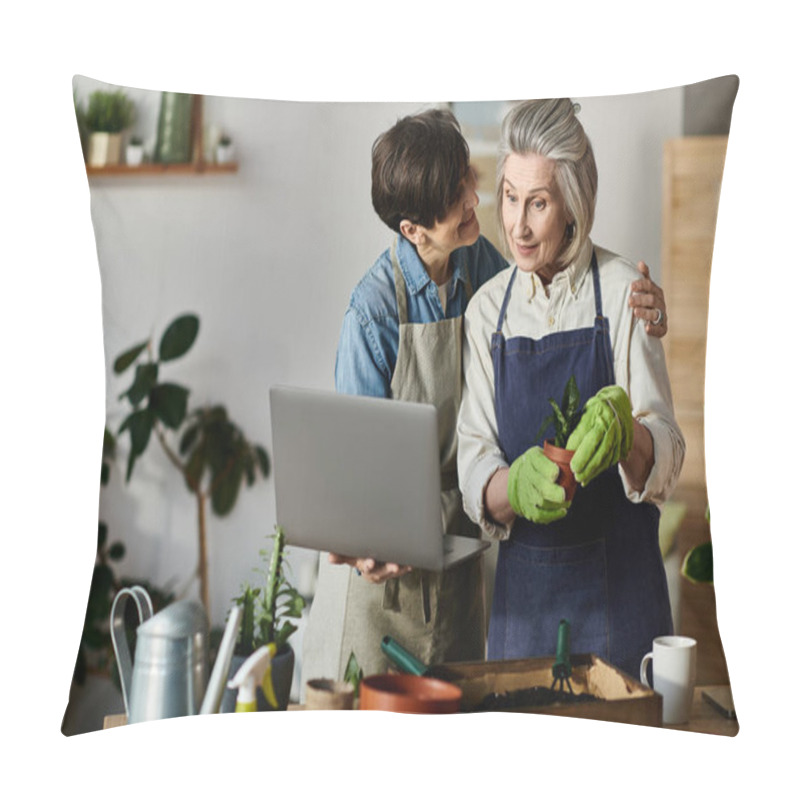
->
xmin=328 ymin=553 xmax=412 ymax=583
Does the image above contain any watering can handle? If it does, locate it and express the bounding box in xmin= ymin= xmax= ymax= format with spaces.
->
xmin=110 ymin=586 xmax=154 ymax=717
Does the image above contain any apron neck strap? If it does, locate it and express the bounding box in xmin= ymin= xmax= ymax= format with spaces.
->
xmin=391 ymin=237 xmax=409 ymax=325
xmin=496 ymin=250 xmax=602 ymax=333
xmin=496 ymin=267 xmax=517 ymax=333
xmin=590 ymin=249 xmax=603 ymax=318
xmin=393 ymin=236 xmax=472 ymax=321
xmin=462 ymin=260 xmax=474 ymax=304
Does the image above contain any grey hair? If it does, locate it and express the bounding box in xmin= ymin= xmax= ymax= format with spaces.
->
xmin=495 ymin=98 xmax=598 ymax=268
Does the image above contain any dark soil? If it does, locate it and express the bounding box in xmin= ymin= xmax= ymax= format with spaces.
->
xmin=474 ymin=685 xmax=602 ymax=712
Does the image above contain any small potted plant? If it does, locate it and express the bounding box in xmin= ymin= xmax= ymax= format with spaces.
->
xmin=222 ymin=526 xmax=306 ymax=711
xmin=125 ymin=135 xmax=144 ymax=167
xmin=216 ymin=134 xmax=235 ymax=164
xmin=82 ymin=89 xmax=135 ymax=167
xmin=536 ymin=375 xmax=583 ymax=502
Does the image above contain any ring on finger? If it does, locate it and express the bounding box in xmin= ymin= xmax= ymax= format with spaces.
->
xmin=653 ymin=308 xmax=663 ymax=325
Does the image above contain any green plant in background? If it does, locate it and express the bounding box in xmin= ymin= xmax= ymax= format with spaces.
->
xmin=73 ymin=89 xmax=89 ymax=159
xmin=233 ymin=526 xmax=306 ymax=656
xmin=82 ymin=89 xmax=135 ymax=133
xmin=681 ymin=507 xmax=714 ymax=584
xmin=344 ymin=652 xmax=363 ymax=701
xmin=74 ymin=427 xmax=174 ymax=686
xmin=537 ymin=375 xmax=583 ymax=448
xmin=113 ymin=313 xmax=271 ymax=618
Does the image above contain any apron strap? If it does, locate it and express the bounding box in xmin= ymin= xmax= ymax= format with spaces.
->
xmin=462 ymin=260 xmax=475 ymax=305
xmin=495 ymin=266 xmax=518 ymax=333
xmin=590 ymin=249 xmax=603 ymax=319
xmin=391 ymin=237 xmax=409 ymax=325
xmin=394 ymin=236 xmax=475 ymax=322
xmin=497 ymin=253 xmax=601 ymax=331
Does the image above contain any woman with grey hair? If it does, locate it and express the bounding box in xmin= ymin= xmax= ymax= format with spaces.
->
xmin=457 ymin=98 xmax=683 ymax=678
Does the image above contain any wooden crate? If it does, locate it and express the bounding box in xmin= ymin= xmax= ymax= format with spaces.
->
xmin=428 ymin=655 xmax=662 ymax=727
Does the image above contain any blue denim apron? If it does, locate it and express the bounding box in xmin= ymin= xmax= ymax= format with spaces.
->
xmin=487 ymin=253 xmax=673 ymax=678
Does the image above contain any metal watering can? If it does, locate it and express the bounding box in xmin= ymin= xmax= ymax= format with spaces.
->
xmin=111 ymin=586 xmax=209 ymax=724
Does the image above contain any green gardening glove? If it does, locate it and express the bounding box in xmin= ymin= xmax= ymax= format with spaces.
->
xmin=566 ymin=385 xmax=634 ymax=486
xmin=507 ymin=446 xmax=570 ymax=525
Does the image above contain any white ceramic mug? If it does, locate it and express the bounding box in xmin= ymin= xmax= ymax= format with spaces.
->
xmin=640 ymin=635 xmax=697 ymax=725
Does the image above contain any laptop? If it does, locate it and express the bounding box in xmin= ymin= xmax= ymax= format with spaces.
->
xmin=269 ymin=385 xmax=489 ymax=571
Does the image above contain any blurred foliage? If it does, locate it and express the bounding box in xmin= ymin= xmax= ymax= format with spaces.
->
xmin=233 ymin=527 xmax=305 ymax=656
xmin=80 ymin=89 xmax=135 ymax=134
xmin=72 ymin=428 xmax=174 ymax=686
xmin=113 ymin=313 xmax=270 ymax=616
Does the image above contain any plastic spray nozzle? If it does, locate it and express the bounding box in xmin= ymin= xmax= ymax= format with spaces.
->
xmin=227 ymin=643 xmax=278 ymax=711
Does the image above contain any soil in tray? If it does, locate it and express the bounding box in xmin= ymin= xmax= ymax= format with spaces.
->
xmin=474 ymin=685 xmax=603 ymax=712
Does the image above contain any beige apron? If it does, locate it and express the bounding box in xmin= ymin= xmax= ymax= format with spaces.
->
xmin=335 ymin=238 xmax=486 ymax=678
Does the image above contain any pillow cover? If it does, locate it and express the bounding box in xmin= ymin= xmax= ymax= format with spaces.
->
xmin=62 ymin=75 xmax=738 ymax=737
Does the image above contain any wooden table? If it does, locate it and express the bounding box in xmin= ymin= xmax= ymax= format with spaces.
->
xmin=664 ymin=685 xmax=738 ymax=736
xmin=104 ymin=684 xmax=738 ymax=736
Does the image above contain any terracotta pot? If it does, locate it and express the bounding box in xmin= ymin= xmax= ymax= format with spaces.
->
xmin=359 ymin=673 xmax=462 ymax=714
xmin=543 ymin=440 xmax=577 ymax=502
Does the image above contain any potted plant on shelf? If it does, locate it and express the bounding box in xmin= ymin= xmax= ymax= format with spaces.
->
xmin=216 ymin=134 xmax=235 ymax=164
xmin=125 ymin=135 xmax=144 ymax=167
xmin=222 ymin=526 xmax=306 ymax=711
xmin=81 ymin=89 xmax=135 ymax=167
xmin=536 ymin=375 xmax=583 ymax=502
xmin=112 ymin=313 xmax=271 ymax=620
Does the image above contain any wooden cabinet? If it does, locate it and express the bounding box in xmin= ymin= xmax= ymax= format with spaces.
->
xmin=661 ymin=136 xmax=730 ymax=686
xmin=661 ymin=136 xmax=728 ymax=489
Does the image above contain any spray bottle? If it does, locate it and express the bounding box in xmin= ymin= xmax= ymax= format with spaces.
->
xmin=227 ymin=643 xmax=278 ymax=711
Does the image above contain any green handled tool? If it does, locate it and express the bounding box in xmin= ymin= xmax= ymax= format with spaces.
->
xmin=381 ymin=635 xmax=428 ymax=676
xmin=550 ymin=619 xmax=575 ymax=695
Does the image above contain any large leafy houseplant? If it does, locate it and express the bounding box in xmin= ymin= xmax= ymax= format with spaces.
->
xmin=112 ymin=313 xmax=270 ymax=618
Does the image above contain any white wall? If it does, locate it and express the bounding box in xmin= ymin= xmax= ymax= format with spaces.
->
xmin=76 ymin=76 xmax=682 ymax=634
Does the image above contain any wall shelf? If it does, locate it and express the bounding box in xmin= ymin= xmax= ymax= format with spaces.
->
xmin=85 ymin=94 xmax=238 ymax=179
xmin=86 ymin=161 xmax=238 ymax=177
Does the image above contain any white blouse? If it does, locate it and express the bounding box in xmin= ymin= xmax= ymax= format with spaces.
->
xmin=457 ymin=238 xmax=686 ymax=540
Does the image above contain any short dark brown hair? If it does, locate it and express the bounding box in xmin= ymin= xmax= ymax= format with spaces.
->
xmin=371 ymin=108 xmax=470 ymax=233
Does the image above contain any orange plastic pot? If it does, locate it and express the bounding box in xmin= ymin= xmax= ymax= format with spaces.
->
xmin=543 ymin=440 xmax=577 ymax=503
xmin=359 ymin=674 xmax=462 ymax=714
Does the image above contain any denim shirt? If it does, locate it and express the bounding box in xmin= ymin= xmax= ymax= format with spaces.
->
xmin=335 ymin=234 xmax=508 ymax=397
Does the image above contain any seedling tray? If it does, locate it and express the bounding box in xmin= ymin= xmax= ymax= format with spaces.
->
xmin=428 ymin=654 xmax=662 ymax=727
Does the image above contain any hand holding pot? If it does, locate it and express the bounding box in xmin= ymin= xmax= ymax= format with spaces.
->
xmin=566 ymin=385 xmax=634 ymax=486
xmin=507 ymin=445 xmax=570 ymax=524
